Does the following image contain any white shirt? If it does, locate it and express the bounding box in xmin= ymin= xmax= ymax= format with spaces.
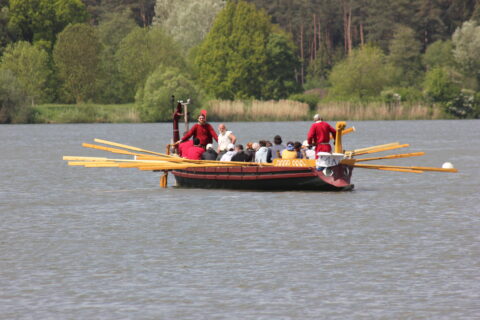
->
xmin=306 ymin=149 xmax=316 ymax=159
xmin=218 ymin=130 xmax=233 ymax=151
xmin=255 ymin=147 xmax=269 ymax=163
xmin=220 ymin=150 xmax=236 ymax=162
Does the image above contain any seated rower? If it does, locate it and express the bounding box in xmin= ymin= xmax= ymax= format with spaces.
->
xmin=255 ymin=140 xmax=271 ymax=163
xmin=184 ymin=138 xmax=204 ymax=160
xmin=178 ymin=131 xmax=193 ymax=157
xmin=231 ymin=144 xmax=251 ymax=162
xmin=294 ymin=141 xmax=304 ymax=159
xmin=201 ymin=143 xmax=218 ymax=160
xmin=302 ymin=140 xmax=316 ymax=159
xmin=281 ymin=142 xmax=298 ymax=159
xmin=220 ymin=143 xmax=236 ymax=161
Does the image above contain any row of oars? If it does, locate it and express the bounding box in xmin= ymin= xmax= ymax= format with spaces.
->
xmin=341 ymin=142 xmax=457 ymax=173
xmin=64 ymin=139 xmax=274 ymax=172
xmin=64 ymin=138 xmax=457 ymax=175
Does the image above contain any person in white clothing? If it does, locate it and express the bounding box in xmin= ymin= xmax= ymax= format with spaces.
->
xmin=220 ymin=143 xmax=237 ymax=161
xmin=217 ymin=124 xmax=236 ymax=153
xmin=303 ymin=140 xmax=316 ymax=159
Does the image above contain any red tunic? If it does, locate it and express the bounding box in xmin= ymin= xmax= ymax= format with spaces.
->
xmin=307 ymin=121 xmax=336 ymax=154
xmin=184 ymin=145 xmax=205 ymax=160
xmin=181 ymin=123 xmax=218 ymax=146
xmin=178 ymin=140 xmax=193 ymax=157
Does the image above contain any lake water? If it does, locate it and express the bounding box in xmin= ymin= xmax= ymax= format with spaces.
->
xmin=1 ymin=120 xmax=479 ymax=319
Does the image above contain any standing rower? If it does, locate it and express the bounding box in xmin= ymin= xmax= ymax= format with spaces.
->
xmin=175 ymin=111 xmax=218 ymax=148
xmin=307 ymin=114 xmax=336 ymax=157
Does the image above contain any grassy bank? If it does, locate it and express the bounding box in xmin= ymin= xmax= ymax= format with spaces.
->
xmin=32 ymin=103 xmax=140 ymax=123
xmin=29 ymin=101 xmax=447 ymax=124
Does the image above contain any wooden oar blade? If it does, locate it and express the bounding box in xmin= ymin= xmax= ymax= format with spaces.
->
xmin=82 ymin=143 xmax=137 ymax=156
xmin=353 ymin=144 xmax=410 ymax=156
xmin=94 ymin=138 xmax=172 ymax=158
xmin=354 ymin=152 xmax=425 ymax=162
xmin=352 ymin=163 xmax=457 ymax=173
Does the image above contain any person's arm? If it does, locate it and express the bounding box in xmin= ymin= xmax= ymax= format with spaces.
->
xmin=229 ymin=132 xmax=236 ymax=144
xmin=307 ymin=125 xmax=315 ymax=145
xmin=179 ymin=125 xmax=196 ymax=143
xmin=208 ymin=124 xmax=218 ymax=142
xmin=329 ymin=124 xmax=337 ymax=140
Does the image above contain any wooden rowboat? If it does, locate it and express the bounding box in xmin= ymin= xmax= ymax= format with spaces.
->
xmin=170 ymin=162 xmax=354 ymax=191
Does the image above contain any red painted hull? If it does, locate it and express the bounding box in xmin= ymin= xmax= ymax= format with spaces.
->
xmin=171 ymin=164 xmax=354 ymax=191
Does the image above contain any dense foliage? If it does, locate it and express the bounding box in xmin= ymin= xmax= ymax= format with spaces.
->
xmin=0 ymin=0 xmax=479 ymax=123
xmin=195 ymin=1 xmax=300 ymax=100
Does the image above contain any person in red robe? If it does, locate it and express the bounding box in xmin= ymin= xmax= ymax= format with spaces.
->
xmin=184 ymin=138 xmax=205 ymax=160
xmin=307 ymin=114 xmax=336 ymax=156
xmin=178 ymin=139 xmax=193 ymax=157
xmin=176 ymin=112 xmax=218 ymax=147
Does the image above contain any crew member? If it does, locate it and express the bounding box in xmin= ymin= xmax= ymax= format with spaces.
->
xmin=176 ymin=112 xmax=218 ymax=147
xmin=184 ymin=138 xmax=205 ymax=160
xmin=307 ymin=114 xmax=336 ymax=156
xmin=217 ymin=124 xmax=236 ymax=153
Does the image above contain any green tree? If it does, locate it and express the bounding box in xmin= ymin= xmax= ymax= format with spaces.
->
xmin=136 ymin=66 xmax=202 ymax=122
xmin=423 ymin=66 xmax=460 ymax=103
xmin=423 ymin=40 xmax=454 ymax=70
xmin=329 ymin=45 xmax=396 ymax=99
xmin=388 ymin=25 xmax=423 ymax=86
xmin=115 ymin=26 xmax=184 ymax=100
xmin=53 ymin=23 xmax=101 ymax=103
xmin=153 ymin=0 xmax=225 ymax=51
xmin=0 ymin=6 xmax=13 ymax=55
xmin=195 ymin=0 xmax=298 ymax=100
xmin=452 ymin=20 xmax=480 ymax=87
xmin=96 ymin=10 xmax=137 ymax=103
xmin=8 ymin=0 xmax=88 ymax=48
xmin=262 ymin=29 xmax=301 ymax=99
xmin=0 ymin=41 xmax=51 ymax=105
xmin=0 ymin=69 xmax=30 ymax=123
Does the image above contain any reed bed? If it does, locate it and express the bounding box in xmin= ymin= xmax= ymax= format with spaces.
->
xmin=206 ymin=99 xmax=309 ymax=121
xmin=317 ymin=102 xmax=443 ymax=121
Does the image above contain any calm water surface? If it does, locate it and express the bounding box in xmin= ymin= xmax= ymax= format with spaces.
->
xmin=0 ymin=120 xmax=479 ymax=319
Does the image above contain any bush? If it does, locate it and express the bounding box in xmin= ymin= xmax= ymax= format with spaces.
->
xmin=288 ymin=93 xmax=320 ymax=110
xmin=444 ymin=90 xmax=480 ymax=118
xmin=423 ymin=67 xmax=460 ymax=103
xmin=381 ymin=87 xmax=423 ymax=103
xmin=136 ymin=66 xmax=203 ymax=122
xmin=0 ymin=69 xmax=32 ymax=123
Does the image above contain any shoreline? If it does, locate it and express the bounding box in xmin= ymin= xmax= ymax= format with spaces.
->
xmin=10 ymin=101 xmax=457 ymax=124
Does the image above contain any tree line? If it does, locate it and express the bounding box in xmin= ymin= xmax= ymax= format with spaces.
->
xmin=0 ymin=0 xmax=479 ymax=123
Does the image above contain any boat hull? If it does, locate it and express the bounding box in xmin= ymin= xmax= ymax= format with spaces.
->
xmin=171 ymin=164 xmax=354 ymax=191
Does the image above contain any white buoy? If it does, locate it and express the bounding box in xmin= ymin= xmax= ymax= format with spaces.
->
xmin=442 ymin=162 xmax=454 ymax=169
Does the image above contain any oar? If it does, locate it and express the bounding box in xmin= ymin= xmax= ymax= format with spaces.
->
xmin=352 ymin=142 xmax=400 ymax=154
xmin=354 ymin=152 xmax=425 ymax=162
xmin=352 ymin=144 xmax=410 ymax=156
xmin=82 ymin=143 xmax=143 ymax=156
xmin=94 ymin=139 xmax=173 ymax=158
xmin=352 ymin=163 xmax=458 ymax=173
xmin=378 ymin=168 xmax=423 ymax=173
xmin=135 ymin=155 xmax=274 ymax=166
